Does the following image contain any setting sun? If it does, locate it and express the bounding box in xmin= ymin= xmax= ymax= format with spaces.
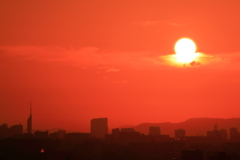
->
xmin=174 ymin=38 xmax=198 ymax=63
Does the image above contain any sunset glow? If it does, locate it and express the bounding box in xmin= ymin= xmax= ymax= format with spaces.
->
xmin=1 ymin=0 xmax=240 ymax=134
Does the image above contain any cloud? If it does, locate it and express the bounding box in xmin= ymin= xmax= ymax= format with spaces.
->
xmin=105 ymin=67 xmax=120 ymax=72
xmin=159 ymin=52 xmax=232 ymax=68
xmin=0 ymin=46 xmax=102 ymax=65
xmin=0 ymin=45 xmax=238 ymax=70
xmin=0 ymin=46 xmax=164 ymax=69
xmin=169 ymin=22 xmax=182 ymax=27
xmin=189 ymin=61 xmax=201 ymax=66
xmin=138 ymin=21 xmax=160 ymax=26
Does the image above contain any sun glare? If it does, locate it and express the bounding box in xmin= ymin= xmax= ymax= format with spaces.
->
xmin=174 ymin=38 xmax=197 ymax=63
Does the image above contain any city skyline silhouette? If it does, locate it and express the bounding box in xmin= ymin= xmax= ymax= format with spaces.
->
xmin=2 ymin=114 xmax=240 ymax=159
xmin=2 ymin=108 xmax=240 ymax=138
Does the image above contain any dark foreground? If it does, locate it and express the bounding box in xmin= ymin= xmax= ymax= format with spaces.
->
xmin=1 ymin=138 xmax=240 ymax=160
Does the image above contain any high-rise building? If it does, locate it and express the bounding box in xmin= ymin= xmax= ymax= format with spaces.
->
xmin=149 ymin=126 xmax=160 ymax=136
xmin=27 ymin=103 xmax=32 ymax=134
xmin=90 ymin=118 xmax=108 ymax=138
xmin=175 ymin=129 xmax=186 ymax=138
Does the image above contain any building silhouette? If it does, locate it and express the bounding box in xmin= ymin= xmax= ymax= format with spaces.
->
xmin=119 ymin=128 xmax=141 ymax=143
xmin=175 ymin=129 xmax=186 ymax=138
xmin=90 ymin=118 xmax=108 ymax=138
xmin=219 ymin=129 xmax=228 ymax=141
xmin=58 ymin=130 xmax=66 ymax=139
xmin=112 ymin=128 xmax=120 ymax=140
xmin=0 ymin=124 xmax=8 ymax=138
xmin=49 ymin=132 xmax=59 ymax=140
xmin=149 ymin=126 xmax=160 ymax=136
xmin=207 ymin=124 xmax=220 ymax=141
xmin=27 ymin=103 xmax=32 ymax=134
xmin=9 ymin=124 xmax=23 ymax=137
xmin=206 ymin=124 xmax=228 ymax=142
xmin=34 ymin=130 xmax=48 ymax=139
xmin=120 ymin=128 xmax=135 ymax=132
xmin=65 ymin=132 xmax=90 ymax=143
xmin=230 ymin=127 xmax=238 ymax=141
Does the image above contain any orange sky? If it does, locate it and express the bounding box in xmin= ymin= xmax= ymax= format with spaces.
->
xmin=1 ymin=0 xmax=240 ymax=132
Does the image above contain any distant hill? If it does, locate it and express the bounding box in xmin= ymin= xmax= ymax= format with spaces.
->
xmin=133 ymin=118 xmax=240 ymax=137
xmin=119 ymin=125 xmax=135 ymax=129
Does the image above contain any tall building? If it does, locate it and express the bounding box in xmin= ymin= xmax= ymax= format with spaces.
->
xmin=149 ymin=126 xmax=160 ymax=136
xmin=27 ymin=103 xmax=32 ymax=134
xmin=91 ymin=118 xmax=108 ymax=138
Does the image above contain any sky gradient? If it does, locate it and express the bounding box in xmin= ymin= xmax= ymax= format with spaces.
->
xmin=1 ymin=0 xmax=240 ymax=132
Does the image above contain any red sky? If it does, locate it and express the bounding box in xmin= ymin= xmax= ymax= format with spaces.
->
xmin=1 ymin=0 xmax=240 ymax=132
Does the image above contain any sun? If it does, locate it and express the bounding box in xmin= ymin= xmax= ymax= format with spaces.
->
xmin=174 ymin=38 xmax=197 ymax=63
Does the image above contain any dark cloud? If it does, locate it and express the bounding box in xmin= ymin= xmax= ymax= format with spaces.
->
xmin=190 ymin=61 xmax=202 ymax=66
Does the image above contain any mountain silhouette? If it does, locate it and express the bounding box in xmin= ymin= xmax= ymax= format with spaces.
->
xmin=133 ymin=118 xmax=240 ymax=137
